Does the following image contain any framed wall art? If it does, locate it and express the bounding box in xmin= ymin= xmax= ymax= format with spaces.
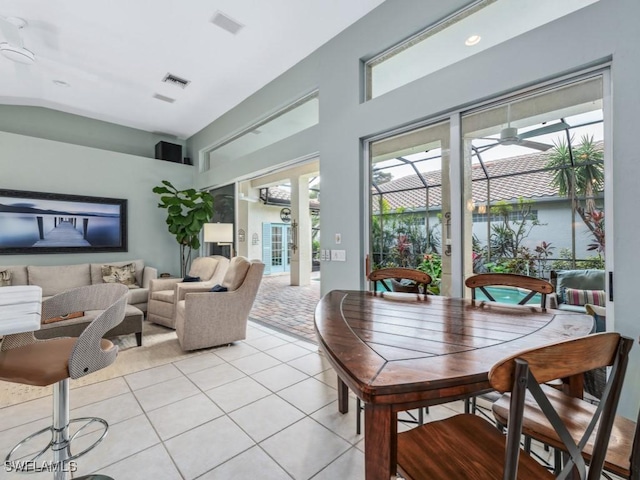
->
xmin=0 ymin=189 xmax=127 ymax=254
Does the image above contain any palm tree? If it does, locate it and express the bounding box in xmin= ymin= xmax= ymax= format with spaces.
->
xmin=546 ymin=134 xmax=605 ymax=257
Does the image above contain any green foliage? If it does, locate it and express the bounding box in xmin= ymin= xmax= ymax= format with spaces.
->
xmin=551 ymin=248 xmax=604 ymax=270
xmin=370 ymin=208 xmax=441 ymax=270
xmin=153 ymin=180 xmax=214 ymax=276
xmin=546 ymin=135 xmax=605 ymax=255
xmin=417 ymin=253 xmax=442 ymax=294
xmin=489 ymin=198 xmax=539 ymax=259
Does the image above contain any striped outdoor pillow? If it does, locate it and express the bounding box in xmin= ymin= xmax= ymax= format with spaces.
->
xmin=564 ymin=288 xmax=606 ymax=306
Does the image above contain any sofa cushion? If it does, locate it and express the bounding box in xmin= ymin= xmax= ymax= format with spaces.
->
xmin=564 ymin=288 xmax=606 ymax=307
xmin=221 ymin=257 xmax=251 ymax=291
xmin=0 ymin=265 xmax=28 ymax=286
xmin=91 ymin=259 xmax=144 ymax=286
xmin=151 ymin=289 xmax=175 ymax=303
xmin=28 ymin=264 xmax=91 ymax=297
xmin=0 ymin=269 xmax=11 ymax=287
xmin=102 ymin=263 xmax=139 ymax=287
xmin=556 ymin=269 xmax=605 ymax=304
xmin=188 ymin=257 xmax=219 ymax=281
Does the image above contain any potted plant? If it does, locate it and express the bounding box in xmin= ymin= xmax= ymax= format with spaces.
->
xmin=152 ymin=180 xmax=214 ymax=276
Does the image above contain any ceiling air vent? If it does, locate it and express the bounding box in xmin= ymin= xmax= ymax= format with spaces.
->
xmin=153 ymin=93 xmax=176 ymax=103
xmin=162 ymin=73 xmax=191 ymax=89
xmin=211 ymin=11 xmax=244 ymax=35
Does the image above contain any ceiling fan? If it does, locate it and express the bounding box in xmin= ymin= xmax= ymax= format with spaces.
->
xmin=0 ymin=16 xmax=35 ymax=64
xmin=473 ymin=104 xmax=569 ymax=152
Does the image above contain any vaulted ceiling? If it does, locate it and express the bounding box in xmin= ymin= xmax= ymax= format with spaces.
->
xmin=0 ymin=0 xmax=385 ymax=138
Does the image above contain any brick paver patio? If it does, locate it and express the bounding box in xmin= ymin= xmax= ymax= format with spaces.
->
xmin=249 ymin=272 xmax=321 ymax=342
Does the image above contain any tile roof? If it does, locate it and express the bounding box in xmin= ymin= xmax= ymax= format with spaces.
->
xmin=374 ymin=148 xmax=567 ymax=212
xmin=264 ymin=187 xmax=320 ymax=210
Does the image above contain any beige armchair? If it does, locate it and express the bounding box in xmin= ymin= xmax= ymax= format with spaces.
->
xmin=175 ymin=257 xmax=264 ymax=351
xmin=147 ymin=255 xmax=230 ymax=329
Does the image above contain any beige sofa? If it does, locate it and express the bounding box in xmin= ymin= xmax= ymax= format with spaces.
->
xmin=0 ymin=259 xmax=156 ymax=346
xmin=147 ymin=255 xmax=230 ymax=329
xmin=175 ymin=258 xmax=264 ymax=351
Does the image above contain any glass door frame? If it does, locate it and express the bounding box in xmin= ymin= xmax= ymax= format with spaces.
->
xmin=363 ymin=65 xmax=612 ymax=309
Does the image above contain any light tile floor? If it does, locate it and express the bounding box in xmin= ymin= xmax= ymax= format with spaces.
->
xmin=0 ymin=321 xmax=615 ymax=479
xmin=0 ymin=321 xmax=455 ymax=479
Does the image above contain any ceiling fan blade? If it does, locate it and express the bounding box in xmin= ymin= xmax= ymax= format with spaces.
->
xmin=0 ymin=17 xmax=25 ymax=47
xmin=518 ymin=139 xmax=553 ymax=151
xmin=518 ymin=121 xmax=569 ymax=139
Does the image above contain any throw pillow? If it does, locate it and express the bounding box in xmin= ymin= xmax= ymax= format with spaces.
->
xmin=102 ymin=263 xmax=138 ymax=287
xmin=43 ymin=311 xmax=85 ymax=324
xmin=182 ymin=275 xmax=201 ymax=282
xmin=221 ymin=257 xmax=251 ymax=291
xmin=564 ymin=288 xmax=606 ymax=307
xmin=209 ymin=284 xmax=228 ymax=292
xmin=0 ymin=269 xmax=11 ymax=287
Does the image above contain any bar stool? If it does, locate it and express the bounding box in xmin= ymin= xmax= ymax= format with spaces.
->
xmin=0 ymin=283 xmax=128 ymax=480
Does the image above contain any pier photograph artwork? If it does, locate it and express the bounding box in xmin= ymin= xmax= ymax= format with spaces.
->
xmin=0 ymin=189 xmax=127 ymax=254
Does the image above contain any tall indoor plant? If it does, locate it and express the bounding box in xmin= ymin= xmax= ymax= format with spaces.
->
xmin=153 ymin=180 xmax=214 ymax=276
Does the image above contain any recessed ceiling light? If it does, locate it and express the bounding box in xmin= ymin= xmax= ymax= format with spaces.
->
xmin=465 ymin=35 xmax=482 ymax=46
xmin=52 ymin=80 xmax=69 ymax=87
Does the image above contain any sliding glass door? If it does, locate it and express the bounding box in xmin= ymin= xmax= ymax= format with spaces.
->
xmin=367 ymin=71 xmax=608 ymax=304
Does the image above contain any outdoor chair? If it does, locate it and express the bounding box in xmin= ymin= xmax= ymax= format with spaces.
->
xmin=0 ymin=283 xmax=128 ymax=479
xmin=397 ymin=332 xmax=633 ymax=480
xmin=465 ymin=273 xmax=555 ymax=419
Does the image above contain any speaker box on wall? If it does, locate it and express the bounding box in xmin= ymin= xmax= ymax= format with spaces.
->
xmin=155 ymin=141 xmax=182 ymax=163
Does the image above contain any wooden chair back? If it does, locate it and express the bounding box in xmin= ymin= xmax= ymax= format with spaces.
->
xmin=466 ymin=273 xmax=554 ymax=308
xmin=489 ymin=332 xmax=633 ymax=480
xmin=368 ymin=267 xmax=432 ymax=293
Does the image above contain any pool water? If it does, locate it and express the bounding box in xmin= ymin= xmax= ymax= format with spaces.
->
xmin=475 ymin=286 xmax=542 ymax=305
xmin=375 ymin=283 xmax=541 ymax=305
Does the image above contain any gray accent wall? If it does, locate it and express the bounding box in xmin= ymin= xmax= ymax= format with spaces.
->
xmin=188 ymin=0 xmax=640 ymax=418
xmin=0 ymin=130 xmax=193 ymax=276
xmin=0 ymin=105 xmax=186 ymax=159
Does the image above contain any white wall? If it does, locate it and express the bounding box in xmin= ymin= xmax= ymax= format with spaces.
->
xmin=0 ymin=131 xmax=193 ymax=275
xmin=188 ymin=0 xmax=640 ymax=418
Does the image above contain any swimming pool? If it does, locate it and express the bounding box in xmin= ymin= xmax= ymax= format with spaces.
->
xmin=376 ymin=283 xmax=542 ymax=305
xmin=474 ymin=286 xmax=542 ymax=305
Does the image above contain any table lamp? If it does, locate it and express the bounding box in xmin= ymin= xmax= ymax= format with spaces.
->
xmin=204 ymin=223 xmax=234 ymax=258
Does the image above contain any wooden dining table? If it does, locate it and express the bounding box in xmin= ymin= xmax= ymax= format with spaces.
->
xmin=314 ymin=290 xmax=594 ymax=480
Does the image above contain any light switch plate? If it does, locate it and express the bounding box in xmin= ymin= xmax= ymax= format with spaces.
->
xmin=331 ymin=250 xmax=346 ymax=261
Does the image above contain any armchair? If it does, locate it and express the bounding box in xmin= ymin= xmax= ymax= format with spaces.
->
xmin=175 ymin=257 xmax=264 ymax=351
xmin=147 ymin=255 xmax=230 ymax=329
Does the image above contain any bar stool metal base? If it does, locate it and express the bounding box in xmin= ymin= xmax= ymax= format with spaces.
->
xmin=4 ymin=379 xmax=110 ymax=480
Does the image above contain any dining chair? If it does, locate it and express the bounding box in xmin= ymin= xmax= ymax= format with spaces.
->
xmin=465 ymin=273 xmax=555 ymax=420
xmin=397 ymin=332 xmax=633 ymax=480
xmin=368 ymin=267 xmax=432 ymax=294
xmin=492 ymin=337 xmax=640 ymax=480
xmin=356 ymin=266 xmax=433 ymax=434
xmin=466 ymin=273 xmax=554 ymax=308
